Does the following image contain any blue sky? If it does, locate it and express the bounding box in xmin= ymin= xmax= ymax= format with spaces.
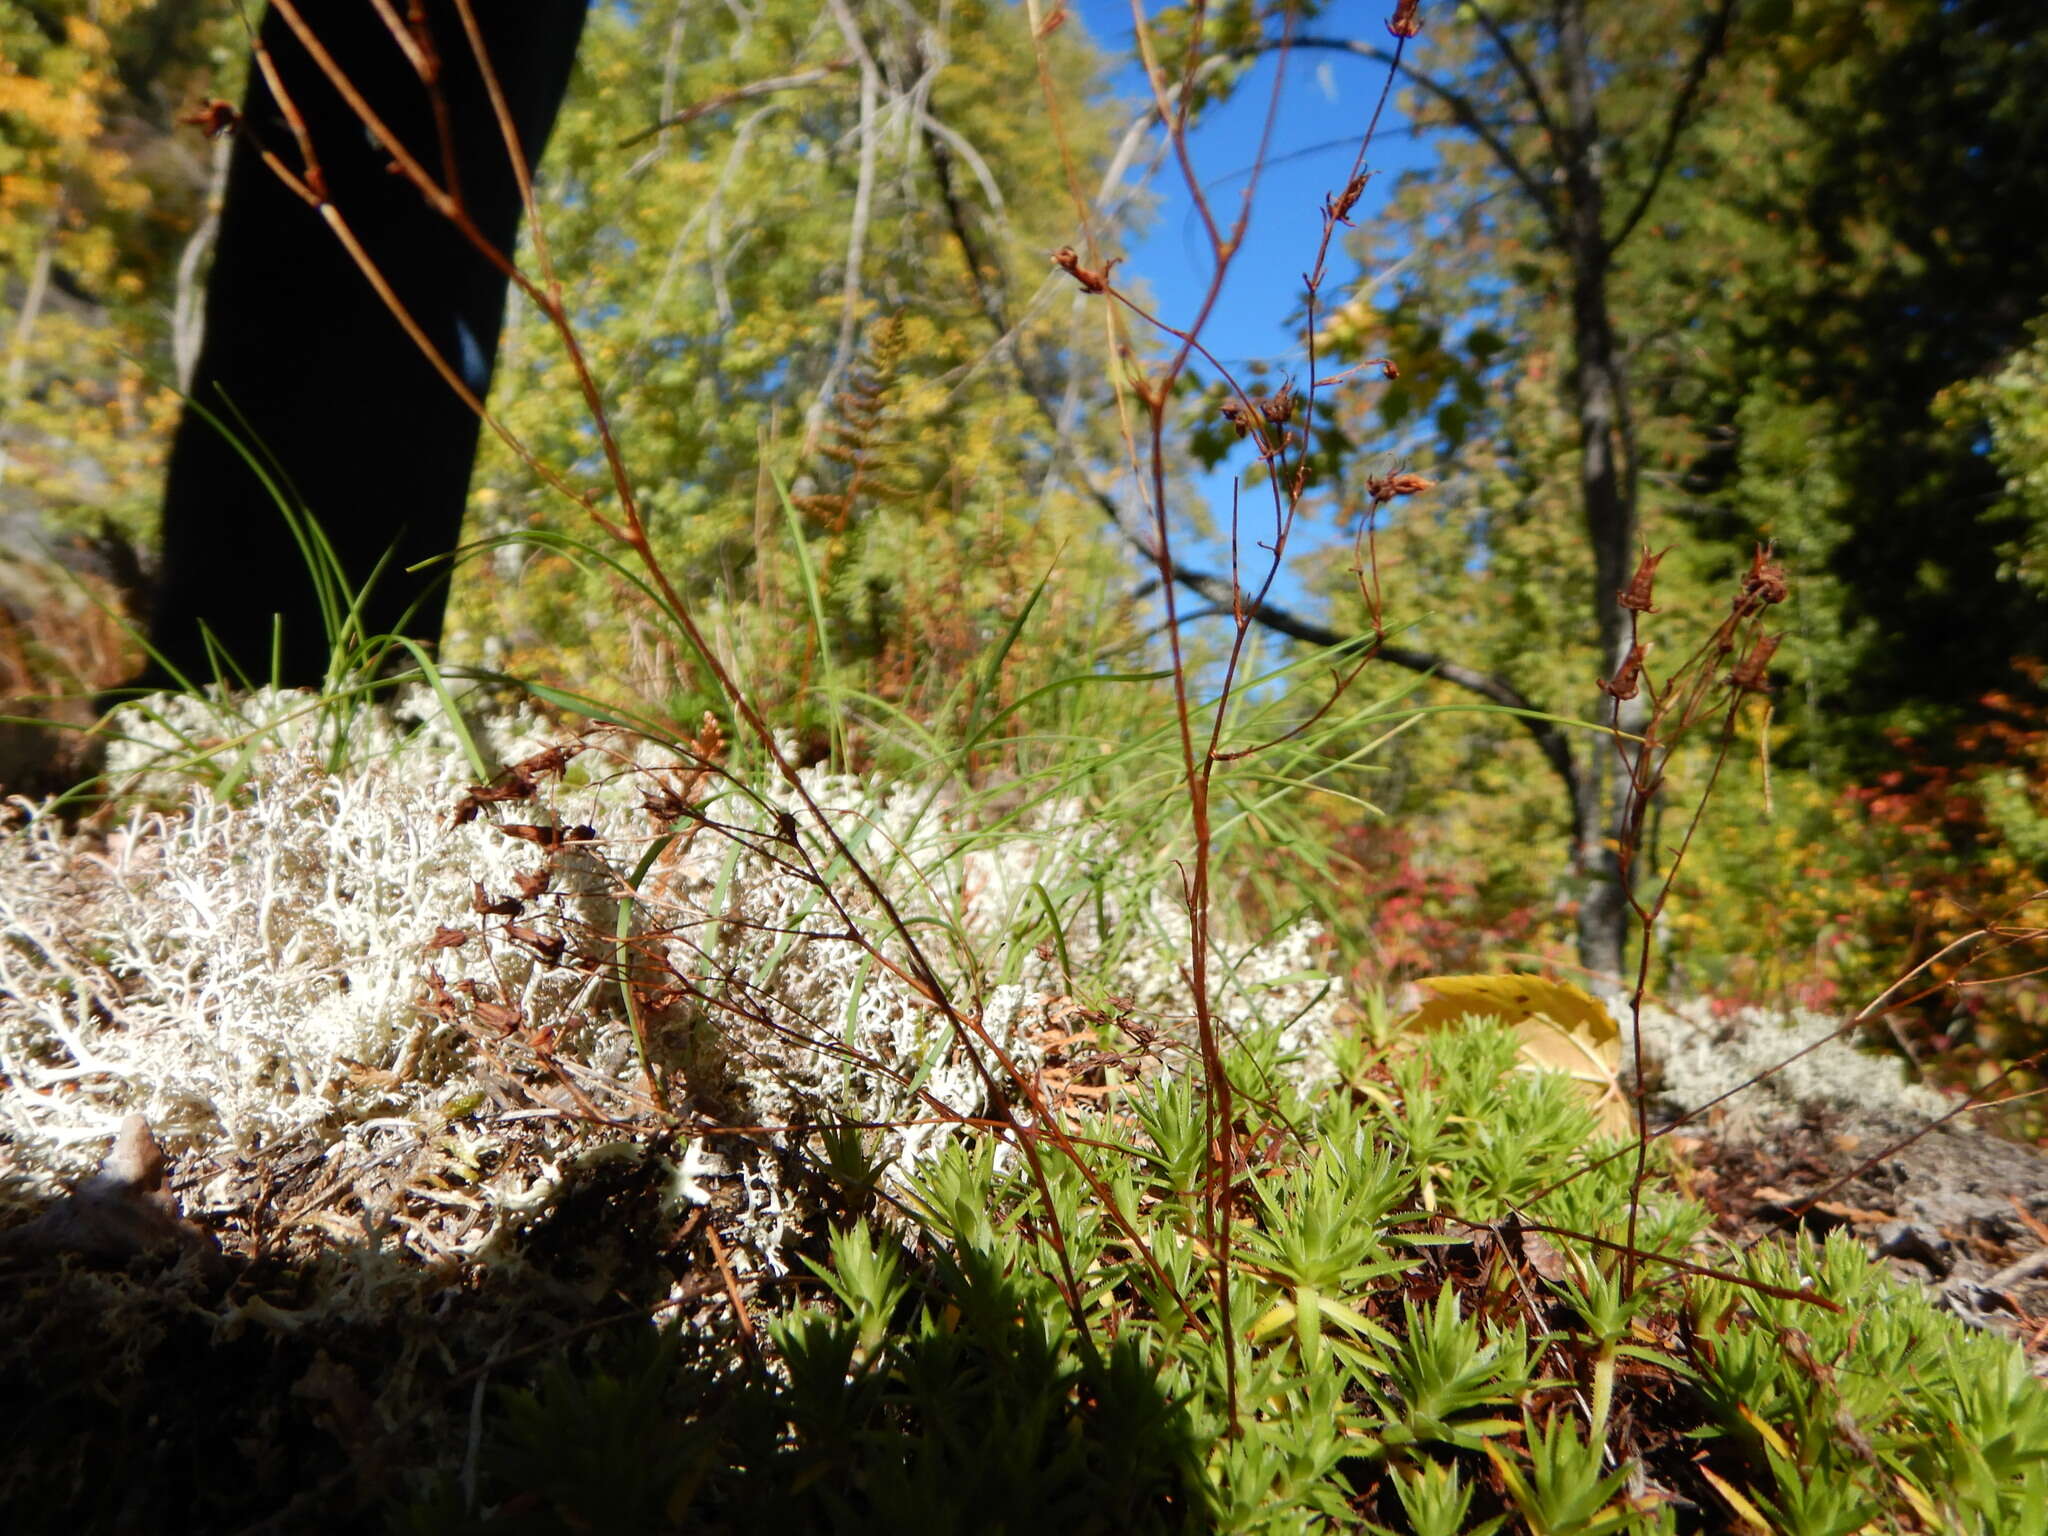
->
xmin=1071 ymin=0 xmax=1433 ymax=618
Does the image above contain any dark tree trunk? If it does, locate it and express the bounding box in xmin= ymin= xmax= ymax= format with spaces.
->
xmin=140 ymin=0 xmax=588 ymax=691
xmin=1558 ymin=0 xmax=1641 ymax=982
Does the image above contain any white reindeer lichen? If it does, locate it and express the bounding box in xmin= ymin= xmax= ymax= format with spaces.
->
xmin=1 ymin=687 xmax=1344 ymax=1273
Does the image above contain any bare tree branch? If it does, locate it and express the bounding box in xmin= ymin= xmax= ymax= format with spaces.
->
xmin=804 ymin=0 xmax=881 ymax=454
xmin=1466 ymin=1 xmax=1566 ymax=159
xmin=1605 ymin=0 xmax=1739 ymax=253
xmin=920 ymin=112 xmax=1011 ymax=341
xmin=1286 ymin=35 xmax=1566 ymax=242
xmin=615 ymin=59 xmax=852 ymax=149
xmin=1164 ymin=562 xmax=1585 ymax=838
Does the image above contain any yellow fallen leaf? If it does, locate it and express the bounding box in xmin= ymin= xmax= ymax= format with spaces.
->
xmin=1404 ymin=974 xmax=1634 ymax=1140
xmin=1407 ymin=974 xmax=1617 ymax=1041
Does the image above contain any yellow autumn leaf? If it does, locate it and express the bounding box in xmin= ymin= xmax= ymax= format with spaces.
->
xmin=1404 ymin=974 xmax=1634 ymax=1140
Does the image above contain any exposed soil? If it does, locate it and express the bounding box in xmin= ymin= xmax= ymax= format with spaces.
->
xmin=1670 ymin=1103 xmax=2048 ymax=1362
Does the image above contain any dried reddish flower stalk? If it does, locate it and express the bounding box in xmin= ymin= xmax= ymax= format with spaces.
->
xmin=1387 ymin=0 xmax=1423 ymax=40
xmin=181 ymin=98 xmax=240 ymax=138
xmin=503 ymin=921 xmax=566 ymax=966
xmin=1365 ymin=471 xmax=1435 ymax=505
xmin=511 ymin=743 xmax=583 ymax=779
xmin=1730 ymin=632 xmax=1783 ymax=694
xmin=1734 ymin=542 xmax=1789 ymax=615
xmin=1617 ymin=545 xmax=1671 ymax=614
xmin=1051 ymin=246 xmax=1118 ymax=294
xmin=1600 ymin=640 xmax=1649 ymax=701
xmin=1221 ymin=384 xmax=1301 ymax=439
xmin=1327 ymin=172 xmax=1369 ymax=226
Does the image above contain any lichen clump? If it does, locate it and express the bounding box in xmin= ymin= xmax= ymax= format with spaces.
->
xmin=0 ymin=688 xmax=1342 ymax=1271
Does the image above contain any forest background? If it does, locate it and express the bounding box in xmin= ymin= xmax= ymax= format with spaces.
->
xmin=2 ymin=0 xmax=2045 ymax=1135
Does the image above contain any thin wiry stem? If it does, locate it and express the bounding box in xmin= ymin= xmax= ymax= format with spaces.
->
xmin=1052 ymin=0 xmax=1414 ymax=1432
xmin=254 ymin=0 xmax=1204 ymax=1344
